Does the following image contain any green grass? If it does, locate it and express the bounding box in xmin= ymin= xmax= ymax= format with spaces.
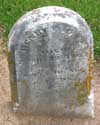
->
xmin=0 ymin=0 xmax=100 ymax=59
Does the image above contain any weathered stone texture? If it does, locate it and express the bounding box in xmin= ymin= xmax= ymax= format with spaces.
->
xmin=8 ymin=6 xmax=94 ymax=118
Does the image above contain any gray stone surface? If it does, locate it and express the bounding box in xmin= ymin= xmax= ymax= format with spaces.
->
xmin=8 ymin=6 xmax=94 ymax=118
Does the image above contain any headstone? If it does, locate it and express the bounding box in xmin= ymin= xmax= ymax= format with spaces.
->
xmin=8 ymin=6 xmax=94 ymax=118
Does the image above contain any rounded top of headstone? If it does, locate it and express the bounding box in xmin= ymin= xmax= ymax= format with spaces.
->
xmin=8 ymin=6 xmax=93 ymax=51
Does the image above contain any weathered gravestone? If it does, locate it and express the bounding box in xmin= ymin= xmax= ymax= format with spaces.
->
xmin=8 ymin=6 xmax=94 ymax=118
